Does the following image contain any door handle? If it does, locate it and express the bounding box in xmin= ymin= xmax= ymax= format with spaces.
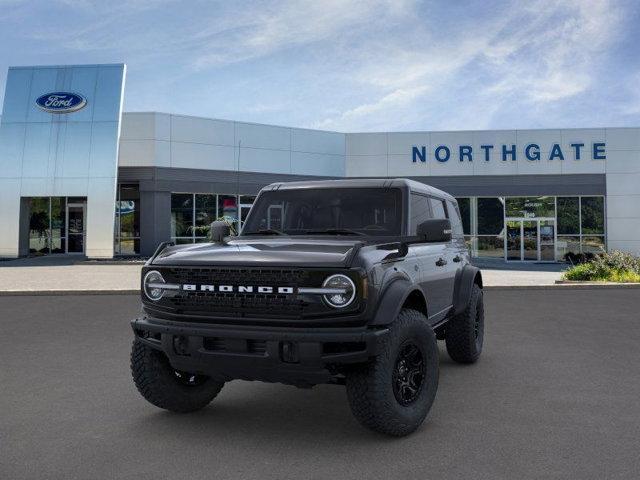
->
xmin=435 ymin=258 xmax=447 ymax=267
xmin=453 ymin=255 xmax=462 ymax=263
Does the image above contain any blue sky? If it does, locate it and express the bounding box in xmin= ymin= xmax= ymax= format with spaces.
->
xmin=1 ymin=0 xmax=639 ymax=132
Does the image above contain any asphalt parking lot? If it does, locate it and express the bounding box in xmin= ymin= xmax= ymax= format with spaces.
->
xmin=2 ymin=289 xmax=640 ymax=480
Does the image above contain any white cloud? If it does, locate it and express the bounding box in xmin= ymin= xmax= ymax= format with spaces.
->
xmin=2 ymin=0 xmax=631 ymax=130
xmin=482 ymin=0 xmax=621 ymax=104
xmin=313 ymin=85 xmax=429 ymax=130
xmin=190 ymin=0 xmax=413 ymax=69
xmin=314 ymin=0 xmax=625 ymax=130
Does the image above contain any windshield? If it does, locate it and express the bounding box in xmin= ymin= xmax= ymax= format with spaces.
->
xmin=241 ymin=188 xmax=403 ymax=236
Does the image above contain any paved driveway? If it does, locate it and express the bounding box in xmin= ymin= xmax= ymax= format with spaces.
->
xmin=1 ymin=289 xmax=639 ymax=479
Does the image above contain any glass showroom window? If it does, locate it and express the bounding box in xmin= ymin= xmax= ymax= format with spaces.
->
xmin=505 ymin=196 xmax=555 ymax=218
xmin=171 ymin=193 xmax=256 ymax=243
xmin=28 ymin=197 xmax=67 ymax=255
xmin=556 ymin=196 xmax=606 ymax=257
xmin=114 ymin=184 xmax=140 ymax=255
xmin=194 ymin=194 xmax=216 ymax=242
xmin=171 ymin=193 xmax=195 ymax=244
xmin=29 ymin=198 xmax=55 ymax=254
xmin=580 ymin=197 xmax=605 ymax=254
xmin=557 ymin=197 xmax=580 ymax=259
xmin=217 ymin=195 xmax=239 ymax=235
xmin=455 ymin=197 xmax=473 ymax=253
xmin=476 ymin=197 xmax=505 ymax=259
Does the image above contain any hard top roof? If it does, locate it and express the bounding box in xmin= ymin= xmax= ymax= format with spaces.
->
xmin=261 ymin=178 xmax=454 ymax=201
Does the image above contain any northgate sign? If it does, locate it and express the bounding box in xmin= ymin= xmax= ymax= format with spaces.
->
xmin=412 ymin=142 xmax=606 ymax=163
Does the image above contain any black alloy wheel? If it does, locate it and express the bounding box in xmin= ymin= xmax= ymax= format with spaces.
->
xmin=392 ymin=341 xmax=426 ymax=406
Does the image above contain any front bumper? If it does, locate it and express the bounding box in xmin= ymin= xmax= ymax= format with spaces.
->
xmin=131 ymin=316 xmax=388 ymax=386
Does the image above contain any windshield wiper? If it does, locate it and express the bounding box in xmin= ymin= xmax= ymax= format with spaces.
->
xmin=303 ymin=228 xmax=365 ymax=236
xmin=243 ymin=228 xmax=286 ymax=236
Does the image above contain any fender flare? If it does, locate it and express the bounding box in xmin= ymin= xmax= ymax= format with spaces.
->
xmin=369 ymin=278 xmax=427 ymax=326
xmin=452 ymin=264 xmax=483 ymax=315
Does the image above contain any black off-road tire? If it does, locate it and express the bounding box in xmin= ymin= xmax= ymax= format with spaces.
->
xmin=445 ymin=283 xmax=484 ymax=363
xmin=345 ymin=309 xmax=439 ymax=436
xmin=131 ymin=340 xmax=224 ymax=413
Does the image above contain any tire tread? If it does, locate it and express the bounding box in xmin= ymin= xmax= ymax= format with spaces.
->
xmin=445 ymin=283 xmax=484 ymax=363
xmin=346 ymin=309 xmax=438 ymax=436
xmin=131 ymin=340 xmax=224 ymax=413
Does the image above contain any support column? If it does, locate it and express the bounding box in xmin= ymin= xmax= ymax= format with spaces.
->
xmin=18 ymin=197 xmax=31 ymax=256
xmin=139 ymin=189 xmax=172 ymax=256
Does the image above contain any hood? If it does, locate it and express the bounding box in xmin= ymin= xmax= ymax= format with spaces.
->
xmin=151 ymin=237 xmax=364 ymax=268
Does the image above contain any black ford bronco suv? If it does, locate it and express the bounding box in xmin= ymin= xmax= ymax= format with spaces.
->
xmin=131 ymin=179 xmax=484 ymax=436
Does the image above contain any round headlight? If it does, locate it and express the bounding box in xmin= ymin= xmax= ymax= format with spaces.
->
xmin=143 ymin=270 xmax=165 ymax=301
xmin=322 ymin=274 xmax=356 ymax=309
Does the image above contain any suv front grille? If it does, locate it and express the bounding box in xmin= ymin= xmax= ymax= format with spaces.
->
xmin=166 ymin=267 xmax=310 ymax=286
xmin=158 ymin=267 xmax=331 ymax=319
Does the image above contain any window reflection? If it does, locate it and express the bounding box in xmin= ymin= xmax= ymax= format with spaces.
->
xmin=27 ymin=196 xmax=85 ymax=255
xmin=476 ymin=235 xmax=504 ymax=258
xmin=461 ymin=195 xmax=605 ymax=260
xmin=477 ymin=198 xmax=504 ymax=235
xmin=581 ymin=197 xmax=605 ymax=234
xmin=557 ymin=197 xmax=579 ymax=235
xmin=170 ymin=193 xmax=255 ymax=244
xmin=455 ymin=198 xmax=471 ymax=235
xmin=114 ymin=184 xmax=140 ymax=255
xmin=505 ymin=196 xmax=555 ymax=218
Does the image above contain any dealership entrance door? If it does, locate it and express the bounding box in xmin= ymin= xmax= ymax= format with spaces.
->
xmin=66 ymin=202 xmax=86 ymax=254
xmin=25 ymin=197 xmax=87 ymax=256
xmin=505 ymin=218 xmax=555 ymax=261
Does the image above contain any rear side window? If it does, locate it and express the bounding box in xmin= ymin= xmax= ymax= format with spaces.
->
xmin=430 ymin=198 xmax=447 ymax=219
xmin=410 ymin=193 xmax=432 ymax=234
xmin=446 ymin=200 xmax=464 ymax=236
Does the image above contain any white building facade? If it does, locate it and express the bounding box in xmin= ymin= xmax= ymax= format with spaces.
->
xmin=1 ymin=64 xmax=639 ymax=261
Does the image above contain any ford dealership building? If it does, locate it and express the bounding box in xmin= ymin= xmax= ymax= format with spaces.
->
xmin=1 ymin=63 xmax=639 ymax=261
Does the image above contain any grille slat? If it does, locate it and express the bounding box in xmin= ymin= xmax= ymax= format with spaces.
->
xmin=162 ymin=267 xmax=319 ymax=318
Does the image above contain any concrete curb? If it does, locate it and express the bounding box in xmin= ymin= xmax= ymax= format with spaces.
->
xmin=555 ymin=280 xmax=640 ymax=286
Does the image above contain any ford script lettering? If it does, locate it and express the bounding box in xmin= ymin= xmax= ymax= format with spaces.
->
xmin=181 ymin=284 xmax=295 ymax=294
xmin=35 ymin=92 xmax=87 ymax=114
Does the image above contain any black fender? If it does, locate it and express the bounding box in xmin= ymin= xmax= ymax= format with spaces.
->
xmin=369 ymin=278 xmax=427 ymax=326
xmin=452 ymin=264 xmax=483 ymax=315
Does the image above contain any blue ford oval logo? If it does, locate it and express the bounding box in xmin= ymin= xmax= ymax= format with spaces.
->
xmin=35 ymin=92 xmax=87 ymax=114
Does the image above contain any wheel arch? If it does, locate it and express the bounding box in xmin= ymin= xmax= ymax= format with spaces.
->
xmin=452 ymin=264 xmax=483 ymax=316
xmin=370 ymin=279 xmax=428 ymax=326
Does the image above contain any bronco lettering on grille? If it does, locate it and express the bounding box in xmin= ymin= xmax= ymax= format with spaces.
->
xmin=181 ymin=284 xmax=295 ymax=294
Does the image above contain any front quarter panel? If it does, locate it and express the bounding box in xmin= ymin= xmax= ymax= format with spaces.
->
xmin=367 ymin=252 xmax=424 ymax=326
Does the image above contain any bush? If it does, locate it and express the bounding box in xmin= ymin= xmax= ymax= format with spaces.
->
xmin=563 ymin=252 xmax=595 ymax=265
xmin=563 ymin=250 xmax=640 ymax=282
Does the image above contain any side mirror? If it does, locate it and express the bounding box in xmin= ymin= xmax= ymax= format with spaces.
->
xmin=416 ymin=219 xmax=452 ymax=243
xmin=210 ymin=221 xmax=231 ymax=243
